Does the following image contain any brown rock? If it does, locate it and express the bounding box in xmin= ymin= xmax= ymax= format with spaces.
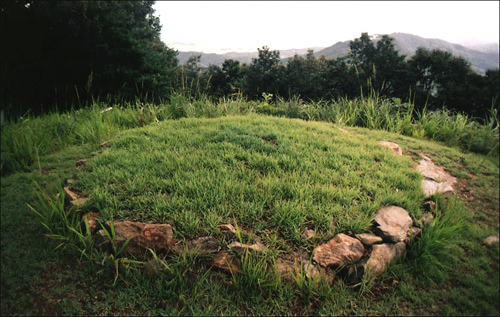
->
xmin=229 ymin=241 xmax=267 ymax=254
xmin=484 ymin=235 xmax=499 ymax=247
xmin=303 ymin=228 xmax=316 ymax=240
xmin=418 ymin=212 xmax=434 ymax=228
xmin=140 ymin=224 xmax=175 ymax=250
xmin=71 ymin=197 xmax=89 ymax=207
xmin=98 ymin=221 xmax=175 ymax=256
xmin=63 ymin=187 xmax=80 ymax=201
xmin=219 ymin=224 xmax=237 ymax=235
xmin=365 ymin=242 xmax=406 ymax=277
xmin=83 ymin=212 xmax=99 ymax=234
xmin=355 ymin=233 xmax=383 ymax=246
xmin=423 ymin=200 xmax=436 ymax=212
xmin=377 ymin=141 xmax=403 ymax=156
xmin=213 ymin=251 xmax=241 ymax=273
xmin=374 ymin=206 xmax=412 ymax=243
xmin=173 ymin=236 xmax=219 ymax=254
xmin=313 ymin=233 xmax=365 ymax=267
xmin=406 ymin=227 xmax=422 ymax=243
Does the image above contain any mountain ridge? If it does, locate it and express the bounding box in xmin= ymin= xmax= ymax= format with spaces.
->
xmin=176 ymin=33 xmax=499 ymax=74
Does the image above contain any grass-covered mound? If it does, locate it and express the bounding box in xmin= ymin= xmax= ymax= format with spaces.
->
xmin=74 ymin=115 xmax=424 ymax=246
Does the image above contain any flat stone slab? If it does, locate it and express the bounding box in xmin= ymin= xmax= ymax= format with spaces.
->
xmin=313 ymin=233 xmax=365 ymax=267
xmin=374 ymin=206 xmax=412 ymax=243
xmin=377 ymin=141 xmax=403 ymax=156
xmin=173 ymin=236 xmax=220 ymax=254
xmin=417 ymin=155 xmax=457 ymax=197
xmin=364 ymin=242 xmax=406 ymax=277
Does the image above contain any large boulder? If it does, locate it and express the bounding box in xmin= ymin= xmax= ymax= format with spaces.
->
xmin=313 ymin=233 xmax=365 ymax=267
xmin=373 ymin=206 xmax=412 ymax=243
xmin=364 ymin=242 xmax=406 ymax=277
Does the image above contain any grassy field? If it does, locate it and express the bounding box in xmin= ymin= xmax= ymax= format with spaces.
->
xmin=1 ymin=97 xmax=499 ymax=316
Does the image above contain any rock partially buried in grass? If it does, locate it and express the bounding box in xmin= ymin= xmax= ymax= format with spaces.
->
xmin=229 ymin=241 xmax=267 ymax=254
xmin=219 ymin=224 xmax=237 ymax=235
xmin=417 ymin=212 xmax=434 ymax=228
xmin=83 ymin=212 xmax=99 ymax=234
xmin=97 ymin=221 xmax=174 ymax=256
xmin=313 ymin=233 xmax=365 ymax=267
xmin=373 ymin=206 xmax=412 ymax=243
xmin=364 ymin=242 xmax=406 ymax=277
xmin=417 ymin=155 xmax=457 ymax=197
xmin=173 ymin=236 xmax=220 ymax=254
xmin=213 ymin=251 xmax=241 ymax=273
xmin=355 ymin=233 xmax=383 ymax=246
xmin=377 ymin=141 xmax=403 ymax=156
xmin=421 ymin=179 xmax=455 ymax=197
xmin=484 ymin=235 xmax=499 ymax=247
xmin=63 ymin=187 xmax=89 ymax=207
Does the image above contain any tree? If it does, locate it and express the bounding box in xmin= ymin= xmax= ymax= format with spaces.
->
xmin=244 ymin=46 xmax=285 ymax=99
xmin=348 ymin=33 xmax=408 ymax=98
xmin=0 ymin=1 xmax=178 ymax=117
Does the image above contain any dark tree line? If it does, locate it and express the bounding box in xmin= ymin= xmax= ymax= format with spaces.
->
xmin=1 ymin=0 xmax=498 ymax=120
xmin=1 ymin=1 xmax=178 ymax=116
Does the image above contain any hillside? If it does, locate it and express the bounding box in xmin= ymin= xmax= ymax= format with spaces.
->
xmin=176 ymin=33 xmax=499 ymax=74
xmin=312 ymin=33 xmax=499 ymax=75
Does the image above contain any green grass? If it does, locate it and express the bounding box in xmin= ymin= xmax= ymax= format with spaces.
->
xmin=1 ymin=97 xmax=499 ymax=316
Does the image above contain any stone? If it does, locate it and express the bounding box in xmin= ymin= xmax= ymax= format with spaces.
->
xmin=417 ymin=155 xmax=457 ymax=185
xmin=63 ymin=187 xmax=79 ymax=201
xmin=99 ymin=141 xmax=108 ymax=147
xmin=377 ymin=141 xmax=403 ymax=156
xmin=276 ymin=258 xmax=334 ymax=285
xmin=71 ymin=197 xmax=89 ymax=207
xmin=406 ymin=227 xmax=422 ymax=243
xmin=75 ymin=158 xmax=89 ymax=170
xmin=355 ymin=233 xmax=383 ymax=246
xmin=229 ymin=241 xmax=267 ymax=254
xmin=174 ymin=236 xmax=219 ymax=254
xmin=313 ymin=233 xmax=365 ymax=267
xmin=303 ymin=228 xmax=316 ymax=240
xmin=219 ymin=224 xmax=237 ymax=235
xmin=213 ymin=251 xmax=241 ymax=273
xmin=484 ymin=235 xmax=499 ymax=247
xmin=364 ymin=242 xmax=406 ymax=277
xmin=423 ymin=200 xmax=436 ymax=212
xmin=421 ymin=179 xmax=455 ymax=197
xmin=98 ymin=221 xmax=175 ymax=256
xmin=418 ymin=212 xmax=434 ymax=228
xmin=417 ymin=155 xmax=457 ymax=197
xmin=373 ymin=206 xmax=413 ymax=243
xmin=83 ymin=212 xmax=99 ymax=234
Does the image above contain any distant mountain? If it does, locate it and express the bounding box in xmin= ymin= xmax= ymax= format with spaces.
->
xmin=313 ymin=33 xmax=499 ymax=74
xmin=176 ymin=47 xmax=325 ymax=68
xmin=175 ymin=33 xmax=499 ymax=75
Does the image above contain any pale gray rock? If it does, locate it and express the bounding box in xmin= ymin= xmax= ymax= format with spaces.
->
xmin=229 ymin=241 xmax=267 ymax=254
xmin=374 ymin=206 xmax=413 ymax=243
xmin=417 ymin=155 xmax=457 ymax=197
xmin=213 ymin=251 xmax=241 ymax=273
xmin=484 ymin=235 xmax=499 ymax=247
xmin=364 ymin=242 xmax=406 ymax=277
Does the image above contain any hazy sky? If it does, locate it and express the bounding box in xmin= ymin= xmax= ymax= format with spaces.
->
xmin=154 ymin=1 xmax=499 ymax=53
